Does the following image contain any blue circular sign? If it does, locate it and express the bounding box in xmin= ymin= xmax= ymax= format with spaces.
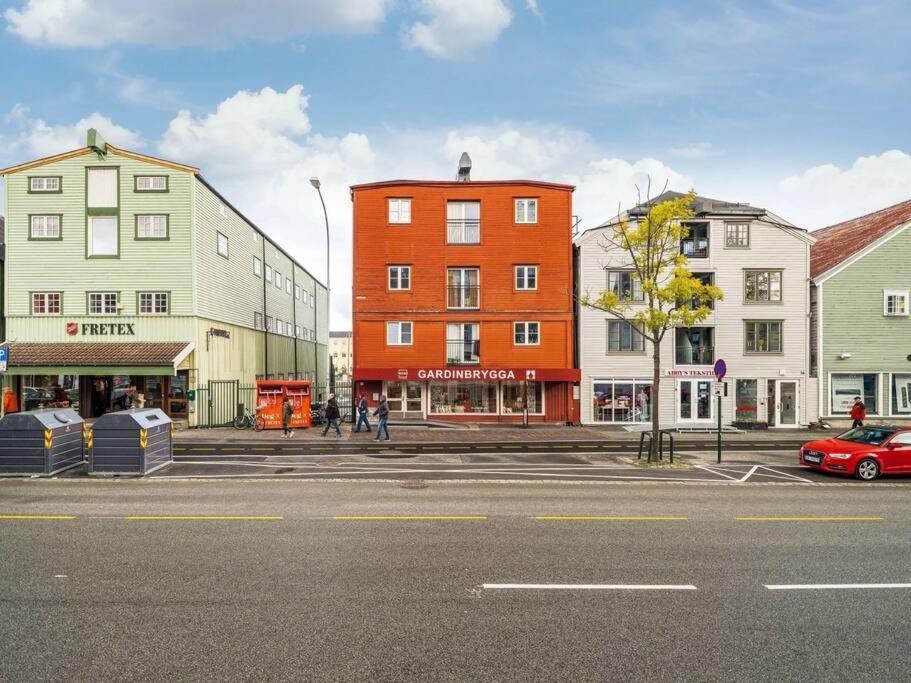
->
xmin=713 ymin=359 xmax=727 ymax=380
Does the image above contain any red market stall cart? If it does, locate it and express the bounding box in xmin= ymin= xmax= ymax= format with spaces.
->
xmin=254 ymin=380 xmax=312 ymax=430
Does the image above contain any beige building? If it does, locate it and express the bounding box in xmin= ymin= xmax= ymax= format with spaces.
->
xmin=329 ymin=331 xmax=353 ymax=380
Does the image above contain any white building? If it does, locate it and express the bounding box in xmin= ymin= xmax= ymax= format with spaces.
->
xmin=329 ymin=331 xmax=353 ymax=380
xmin=575 ymin=192 xmax=816 ymax=429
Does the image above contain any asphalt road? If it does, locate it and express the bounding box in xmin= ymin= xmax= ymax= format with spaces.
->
xmin=2 ymin=480 xmax=910 ymax=681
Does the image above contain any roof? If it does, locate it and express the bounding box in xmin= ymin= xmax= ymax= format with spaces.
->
xmin=350 ymin=179 xmax=575 ymax=192
xmin=6 ymin=342 xmax=194 ymax=368
xmin=626 ymin=191 xmax=765 ymax=218
xmin=810 ymin=199 xmax=911 ymax=279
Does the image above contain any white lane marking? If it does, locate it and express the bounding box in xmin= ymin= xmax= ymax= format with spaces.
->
xmin=765 ymin=583 xmax=911 ymax=590
xmin=54 ymin=574 xmax=67 ymax=578
xmin=695 ymin=466 xmax=741 ymax=481
xmin=739 ymin=465 xmax=760 ymax=482
xmin=482 ymin=584 xmax=697 ymax=590
xmin=758 ymin=466 xmax=812 ymax=483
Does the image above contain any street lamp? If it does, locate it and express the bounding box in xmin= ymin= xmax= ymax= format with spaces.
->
xmin=310 ymin=177 xmax=331 ymax=393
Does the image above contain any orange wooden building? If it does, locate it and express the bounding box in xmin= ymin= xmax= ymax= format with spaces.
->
xmin=351 ymin=160 xmax=580 ymax=423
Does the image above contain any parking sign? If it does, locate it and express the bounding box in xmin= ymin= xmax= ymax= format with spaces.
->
xmin=0 ymin=347 xmax=7 ymax=372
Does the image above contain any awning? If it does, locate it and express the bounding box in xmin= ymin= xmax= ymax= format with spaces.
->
xmin=2 ymin=342 xmax=195 ymax=376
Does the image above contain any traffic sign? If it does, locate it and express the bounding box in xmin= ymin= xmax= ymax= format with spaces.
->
xmin=711 ymin=382 xmax=725 ymax=397
xmin=713 ymin=358 xmax=727 ymax=380
xmin=0 ymin=347 xmax=7 ymax=372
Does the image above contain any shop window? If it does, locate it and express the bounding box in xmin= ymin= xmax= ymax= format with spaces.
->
xmin=745 ymin=321 xmax=782 ymax=353
xmin=137 ymin=215 xmax=168 ymax=239
xmin=592 ymin=380 xmax=651 ymax=423
xmin=725 ymin=222 xmax=750 ymax=248
xmin=892 ymin=373 xmax=911 ymax=415
xmin=515 ymin=265 xmax=537 ymax=290
xmin=735 ymin=379 xmax=758 ymax=423
xmin=30 ymin=215 xmax=61 ymax=239
xmin=884 ymin=290 xmax=909 ymax=316
xmin=253 ymin=256 xmax=262 ymax=277
xmin=514 ymin=321 xmax=540 ymax=346
xmin=389 ymin=265 xmax=411 ymax=290
xmin=89 ymin=292 xmax=118 ymax=315
xmin=139 ymin=292 xmax=169 ymax=315
xmin=745 ymin=271 xmax=782 ymax=303
xmin=831 ymin=373 xmax=878 ymax=415
xmin=387 ymin=321 xmax=413 ymax=345
xmin=388 ymin=198 xmax=412 ymax=224
xmin=22 ymin=375 xmax=79 ymax=411
xmin=515 ymin=198 xmax=537 ymax=224
xmin=607 ymin=321 xmax=644 ymax=353
xmin=429 ymin=382 xmax=497 ymax=414
xmin=217 ymin=231 xmax=229 ymax=258
xmin=502 ymin=381 xmax=543 ymax=414
xmin=607 ymin=271 xmax=643 ymax=302
xmin=32 ymin=292 xmax=61 ymax=315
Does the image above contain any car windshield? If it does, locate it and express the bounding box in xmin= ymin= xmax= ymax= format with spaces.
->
xmin=836 ymin=427 xmax=897 ymax=446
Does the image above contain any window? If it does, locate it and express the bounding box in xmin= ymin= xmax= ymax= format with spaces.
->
xmin=216 ymin=231 xmax=229 ymax=258
xmin=139 ymin=292 xmax=169 ymax=314
xmin=274 ymin=271 xmax=282 ymax=290
xmin=286 ymin=321 xmax=293 ymax=336
xmin=884 ymin=290 xmax=909 ymax=316
xmin=286 ymin=278 xmax=292 ymax=295
xmin=681 ymin=222 xmax=709 ymax=258
xmin=29 ymin=177 xmax=61 ymax=193
xmin=502 ymin=381 xmax=543 ymax=414
xmin=30 ymin=215 xmax=61 ymax=239
xmin=745 ymin=270 xmax=782 ymax=303
xmin=135 ymin=176 xmax=167 ymax=192
xmin=88 ymin=216 xmax=118 ymax=256
xmin=254 ymin=312 xmax=264 ymax=330
xmin=265 ymin=316 xmax=273 ymax=332
xmin=389 ymin=265 xmax=411 ymax=290
xmin=745 ymin=321 xmax=782 ymax=353
xmin=275 ymin=318 xmax=283 ymax=334
xmin=87 ymin=168 xmax=118 ymax=208
xmin=265 ymin=264 xmax=273 ymax=284
xmin=735 ymin=379 xmax=759 ymax=423
xmin=593 ymin=380 xmax=652 ymax=423
xmin=515 ymin=265 xmax=538 ymax=290
xmin=388 ymin=198 xmax=412 ymax=224
xmin=891 ymin=373 xmax=911 ymax=415
xmin=446 ymin=323 xmax=480 ymax=364
xmin=136 ymin=215 xmax=167 ymax=239
xmin=295 ymin=325 xmax=302 ymax=339
xmin=514 ymin=321 xmax=540 ymax=346
xmin=89 ymin=292 xmax=118 ymax=315
xmin=31 ymin=292 xmax=61 ymax=315
xmin=447 ymin=201 xmax=481 ymax=244
xmin=387 ymin=321 xmax=413 ymax=345
xmin=219 ymin=202 xmax=227 ymax=217
xmin=831 ymin=373 xmax=878 ymax=415
xmin=294 ymin=284 xmax=301 ymax=300
xmin=447 ymin=268 xmax=479 ymax=308
xmin=515 ymin=198 xmax=537 ymax=224
xmin=675 ymin=327 xmax=714 ymax=364
xmin=607 ymin=321 xmax=645 ymax=353
xmin=253 ymin=256 xmax=262 ymax=277
xmin=725 ymin=222 xmax=750 ymax=248
xmin=429 ymin=382 xmax=496 ymax=414
xmin=607 ymin=270 xmax=643 ymax=301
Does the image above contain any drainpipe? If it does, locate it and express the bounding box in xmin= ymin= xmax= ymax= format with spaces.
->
xmin=291 ymin=267 xmax=299 ymax=379
xmin=262 ymin=238 xmax=268 ymax=379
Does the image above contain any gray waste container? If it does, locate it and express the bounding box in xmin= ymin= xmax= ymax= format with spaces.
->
xmin=89 ymin=408 xmax=173 ymax=475
xmin=0 ymin=408 xmax=86 ymax=476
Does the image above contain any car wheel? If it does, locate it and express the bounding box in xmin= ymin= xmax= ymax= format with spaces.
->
xmin=855 ymin=458 xmax=880 ymax=481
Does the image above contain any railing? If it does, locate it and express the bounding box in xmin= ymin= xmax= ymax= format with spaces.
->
xmin=447 ymin=285 xmax=480 ymax=309
xmin=447 ymin=219 xmax=480 ymax=244
xmin=680 ymin=239 xmax=709 ymax=258
xmin=446 ymin=340 xmax=481 ymax=365
xmin=675 ymin=345 xmax=715 ymax=366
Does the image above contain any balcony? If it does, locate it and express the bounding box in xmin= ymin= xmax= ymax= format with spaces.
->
xmin=680 ymin=239 xmax=709 ymax=259
xmin=675 ymin=345 xmax=715 ymax=366
xmin=446 ymin=340 xmax=480 ymax=365
xmin=447 ymin=285 xmax=480 ymax=309
xmin=447 ymin=219 xmax=480 ymax=245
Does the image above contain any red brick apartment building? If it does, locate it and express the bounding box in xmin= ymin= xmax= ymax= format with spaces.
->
xmin=351 ymin=158 xmax=579 ymax=423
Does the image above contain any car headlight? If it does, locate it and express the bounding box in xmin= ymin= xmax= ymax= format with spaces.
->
xmin=828 ymin=453 xmax=852 ymax=459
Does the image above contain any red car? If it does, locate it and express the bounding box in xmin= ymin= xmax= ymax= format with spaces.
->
xmin=800 ymin=426 xmax=911 ymax=480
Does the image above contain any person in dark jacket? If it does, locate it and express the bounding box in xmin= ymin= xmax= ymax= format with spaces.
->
xmin=850 ymin=396 xmax=866 ymax=429
xmin=281 ymin=396 xmax=294 ymax=438
xmin=373 ymin=394 xmax=390 ymax=441
xmin=354 ymin=392 xmax=371 ymax=433
xmin=322 ymin=393 xmax=342 ymax=437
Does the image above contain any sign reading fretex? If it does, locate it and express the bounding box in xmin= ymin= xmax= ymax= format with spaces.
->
xmin=67 ymin=322 xmax=136 ymax=336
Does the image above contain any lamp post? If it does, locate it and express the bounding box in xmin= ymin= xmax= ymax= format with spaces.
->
xmin=310 ymin=177 xmax=330 ymax=394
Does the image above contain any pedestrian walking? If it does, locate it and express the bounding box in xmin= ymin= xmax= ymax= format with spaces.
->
xmin=850 ymin=396 xmax=866 ymax=429
xmin=354 ymin=392 xmax=371 ymax=433
xmin=281 ymin=395 xmax=294 ymax=438
xmin=373 ymin=394 xmax=390 ymax=441
xmin=322 ymin=393 xmax=342 ymax=437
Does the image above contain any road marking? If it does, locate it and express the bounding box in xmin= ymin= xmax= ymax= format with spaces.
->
xmin=188 ymin=447 xmax=216 ymax=451
xmin=739 ymin=465 xmax=760 ymax=482
xmin=736 ymin=516 xmax=883 ymax=522
xmin=695 ymin=465 xmax=741 ymax=481
xmin=765 ymin=583 xmax=911 ymax=590
xmin=0 ymin=514 xmax=76 ymax=520
xmin=482 ymin=584 xmax=697 ymax=591
xmin=126 ymin=515 xmax=283 ymax=521
xmin=333 ymin=515 xmax=487 ymax=521
xmin=757 ymin=466 xmax=812 ymax=483
xmin=535 ymin=515 xmax=687 ymax=521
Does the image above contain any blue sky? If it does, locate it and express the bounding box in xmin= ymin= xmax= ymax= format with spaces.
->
xmin=1 ymin=0 xmax=910 ymax=326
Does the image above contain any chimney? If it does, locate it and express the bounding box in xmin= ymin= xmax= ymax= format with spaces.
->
xmin=457 ymin=152 xmax=471 ymax=182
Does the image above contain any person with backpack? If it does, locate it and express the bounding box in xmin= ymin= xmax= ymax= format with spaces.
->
xmin=850 ymin=396 xmax=867 ymax=429
xmin=322 ymin=393 xmax=342 ymax=437
xmin=373 ymin=394 xmax=390 ymax=441
xmin=281 ymin=395 xmax=294 ymax=438
xmin=354 ymin=392 xmax=371 ymax=433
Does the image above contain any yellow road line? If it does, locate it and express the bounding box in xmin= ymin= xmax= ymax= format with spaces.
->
xmin=536 ymin=515 xmax=688 ymax=521
xmin=127 ymin=515 xmax=283 ymax=521
xmin=222 ymin=447 xmax=245 ymax=451
xmin=0 ymin=514 xmax=76 ymax=520
xmin=251 ymin=447 xmax=274 ymax=451
xmin=499 ymin=445 xmax=522 ymax=449
xmin=333 ymin=515 xmax=487 ymax=521
xmin=736 ymin=516 xmax=883 ymax=522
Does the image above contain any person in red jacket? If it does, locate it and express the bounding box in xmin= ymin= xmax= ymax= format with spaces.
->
xmin=850 ymin=396 xmax=866 ymax=428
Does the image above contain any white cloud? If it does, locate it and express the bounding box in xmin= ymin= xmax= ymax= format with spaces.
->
xmin=526 ymin=0 xmax=543 ymax=20
xmin=0 ymin=106 xmax=142 ymax=158
xmin=667 ymin=142 xmax=718 ymax=160
xmin=404 ymin=0 xmax=512 ymax=60
xmin=5 ymin=0 xmax=391 ymax=48
xmin=776 ymin=150 xmax=911 ymax=228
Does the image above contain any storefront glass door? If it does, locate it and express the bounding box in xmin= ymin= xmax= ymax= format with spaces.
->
xmin=775 ymin=380 xmax=798 ymax=428
xmin=384 ymin=381 xmax=424 ymax=413
xmin=678 ymin=379 xmax=713 ymax=422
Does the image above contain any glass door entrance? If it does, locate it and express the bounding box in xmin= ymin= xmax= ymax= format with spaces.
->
xmin=678 ymin=379 xmax=713 ymax=422
xmin=775 ymin=380 xmax=799 ymax=428
xmin=384 ymin=381 xmax=424 ymax=414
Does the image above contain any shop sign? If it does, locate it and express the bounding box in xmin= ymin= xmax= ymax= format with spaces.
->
xmin=209 ymin=328 xmax=231 ymax=339
xmin=67 ymin=322 xmax=136 ymax=336
xmin=664 ymin=368 xmax=716 ymax=378
xmin=366 ymin=367 xmax=580 ymax=382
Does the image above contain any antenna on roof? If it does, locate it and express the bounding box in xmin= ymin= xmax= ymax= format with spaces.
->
xmin=457 ymin=152 xmax=471 ymax=182
xmin=86 ymin=129 xmax=108 ymax=157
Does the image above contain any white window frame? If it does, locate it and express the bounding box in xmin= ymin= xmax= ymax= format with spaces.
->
xmin=253 ymin=256 xmax=262 ymax=277
xmin=30 ymin=177 xmax=60 ymax=192
xmin=295 ymin=324 xmax=302 ymax=339
xmin=286 ymin=321 xmax=293 ymax=336
xmin=515 ymin=198 xmax=538 ymax=224
xmin=32 ymin=292 xmax=61 ymax=315
xmin=87 ymin=168 xmax=118 ymax=208
xmin=135 ymin=175 xmax=167 ymax=192
xmin=136 ymin=214 xmax=167 ymax=239
xmin=387 ymin=321 xmax=413 ymax=346
xmin=274 ymin=271 xmax=282 ymax=290
xmin=388 ymin=198 xmax=412 ymax=224
xmin=286 ymin=278 xmax=292 ymax=295
xmin=388 ymin=265 xmax=411 ymax=290
xmin=515 ymin=265 xmax=538 ymax=291
xmin=295 ymin=284 xmax=301 ymax=300
xmin=216 ymin=231 xmax=229 ymax=258
xmin=254 ymin=312 xmax=264 ymax=330
xmin=89 ymin=292 xmax=119 ymax=315
xmin=265 ymin=264 xmax=273 ymax=284
xmin=275 ymin=318 xmax=283 ymax=335
xmin=88 ymin=216 xmax=118 ymax=257
xmin=884 ymin=289 xmax=909 ymax=316
xmin=514 ymin=321 xmax=540 ymax=346
xmin=139 ymin=292 xmax=169 ymax=315
xmin=30 ymin=215 xmax=60 ymax=239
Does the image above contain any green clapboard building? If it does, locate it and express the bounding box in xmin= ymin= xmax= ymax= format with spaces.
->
xmin=0 ymin=129 xmax=328 ymax=425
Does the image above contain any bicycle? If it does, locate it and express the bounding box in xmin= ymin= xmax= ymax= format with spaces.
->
xmin=233 ymin=405 xmax=266 ymax=431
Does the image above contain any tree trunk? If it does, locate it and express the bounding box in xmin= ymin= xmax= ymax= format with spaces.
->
xmin=651 ymin=338 xmax=661 ymax=462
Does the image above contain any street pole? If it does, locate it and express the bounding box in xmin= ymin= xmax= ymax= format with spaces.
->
xmin=310 ymin=178 xmax=330 ymax=397
xmin=717 ymin=392 xmax=722 ymax=464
